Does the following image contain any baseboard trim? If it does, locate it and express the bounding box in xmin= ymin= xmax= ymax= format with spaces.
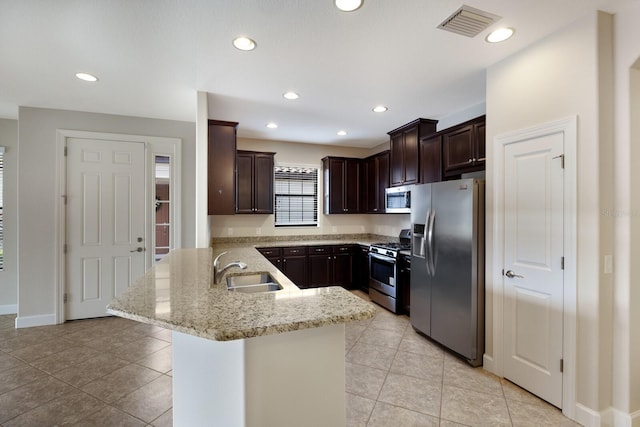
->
xmin=15 ymin=313 xmax=57 ymax=328
xmin=0 ymin=304 xmax=17 ymax=315
xmin=575 ymin=403 xmax=604 ymax=427
xmin=574 ymin=405 xmax=640 ymax=427
xmin=611 ymin=408 xmax=640 ymax=427
xmin=482 ymin=353 xmax=496 ymax=374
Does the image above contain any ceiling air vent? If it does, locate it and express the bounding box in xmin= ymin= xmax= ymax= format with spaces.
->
xmin=437 ymin=5 xmax=501 ymax=38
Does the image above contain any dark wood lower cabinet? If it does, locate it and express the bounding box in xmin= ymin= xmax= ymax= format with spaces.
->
xmin=399 ymin=254 xmax=411 ymax=314
xmin=282 ymin=247 xmax=308 ymax=288
xmin=308 ymin=252 xmax=332 ymax=287
xmin=333 ymin=246 xmax=354 ymax=289
xmin=354 ymin=245 xmax=370 ymax=291
xmin=259 ymin=244 xmax=356 ymax=289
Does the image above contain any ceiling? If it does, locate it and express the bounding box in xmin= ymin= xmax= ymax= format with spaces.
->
xmin=0 ymin=0 xmax=631 ymax=148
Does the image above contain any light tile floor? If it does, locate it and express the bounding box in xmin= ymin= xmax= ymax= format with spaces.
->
xmin=0 ymin=291 xmax=579 ymax=426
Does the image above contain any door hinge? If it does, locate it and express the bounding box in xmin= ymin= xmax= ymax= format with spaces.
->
xmin=560 ymin=358 xmax=564 ymax=373
xmin=64 ymin=146 xmax=68 ymax=156
xmin=63 ymin=293 xmax=68 ymax=304
xmin=64 ymin=243 xmax=68 ymax=254
xmin=561 ymin=256 xmax=564 ymax=270
xmin=62 ymin=195 xmax=67 ymax=205
xmin=553 ymin=154 xmax=565 ymax=169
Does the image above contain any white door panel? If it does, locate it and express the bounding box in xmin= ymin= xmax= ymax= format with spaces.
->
xmin=66 ymin=138 xmax=146 ymax=320
xmin=503 ymin=131 xmax=564 ymax=408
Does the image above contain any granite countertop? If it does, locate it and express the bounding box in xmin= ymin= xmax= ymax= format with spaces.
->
xmin=107 ymin=238 xmax=378 ymax=342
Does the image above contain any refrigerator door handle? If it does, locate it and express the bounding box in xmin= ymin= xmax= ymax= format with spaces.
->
xmin=427 ymin=209 xmax=436 ymax=275
xmin=424 ymin=211 xmax=431 ymax=276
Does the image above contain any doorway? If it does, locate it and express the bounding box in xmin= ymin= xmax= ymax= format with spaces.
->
xmin=56 ymin=130 xmax=181 ymax=322
xmin=493 ymin=117 xmax=577 ymax=414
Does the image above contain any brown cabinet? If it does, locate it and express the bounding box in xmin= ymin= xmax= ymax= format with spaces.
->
xmin=322 ymin=157 xmax=360 ymax=214
xmin=399 ymin=253 xmax=411 ymax=314
xmin=442 ymin=116 xmax=486 ymax=177
xmin=236 ymin=150 xmax=275 ymax=214
xmin=362 ymin=151 xmax=389 ymax=213
xmin=333 ymin=245 xmax=355 ymax=289
xmin=208 ymin=120 xmax=238 ymax=215
xmin=389 ymin=119 xmax=438 ymax=187
xmin=308 ymin=246 xmax=333 ymax=287
xmin=257 ymin=246 xmax=308 ymax=288
xmin=354 ymin=245 xmax=370 ymax=291
xmin=290 ymin=244 xmax=356 ymax=289
xmin=282 ymin=247 xmax=308 ymax=288
xmin=420 ymin=134 xmax=442 ymax=184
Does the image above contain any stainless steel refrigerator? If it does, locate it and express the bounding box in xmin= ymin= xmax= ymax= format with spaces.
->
xmin=410 ymin=178 xmax=485 ymax=366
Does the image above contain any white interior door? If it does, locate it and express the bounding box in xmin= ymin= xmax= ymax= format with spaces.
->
xmin=503 ymin=132 xmax=564 ymax=407
xmin=66 ymin=137 xmax=146 ymax=320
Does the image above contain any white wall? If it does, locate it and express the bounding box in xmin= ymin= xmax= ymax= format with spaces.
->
xmin=612 ymin=1 xmax=640 ymax=420
xmin=17 ymin=107 xmax=196 ymax=322
xmin=0 ymin=119 xmax=17 ymax=313
xmin=210 ymin=137 xmax=412 ymax=239
xmin=486 ymin=10 xmax=614 ymax=419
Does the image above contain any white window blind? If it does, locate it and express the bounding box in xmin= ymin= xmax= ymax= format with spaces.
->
xmin=274 ymin=166 xmax=318 ymax=227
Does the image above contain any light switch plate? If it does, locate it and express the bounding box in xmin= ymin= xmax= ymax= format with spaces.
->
xmin=604 ymin=255 xmax=613 ymax=274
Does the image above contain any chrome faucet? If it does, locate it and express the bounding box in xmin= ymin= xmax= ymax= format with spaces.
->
xmin=213 ymin=251 xmax=248 ymax=283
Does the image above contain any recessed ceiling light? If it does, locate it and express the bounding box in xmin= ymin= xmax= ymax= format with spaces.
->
xmin=486 ymin=27 xmax=514 ymax=43
xmin=75 ymin=72 xmax=98 ymax=82
xmin=283 ymin=91 xmax=299 ymax=100
xmin=266 ymin=122 xmax=278 ymax=129
xmin=337 ymin=130 xmax=347 ymax=136
xmin=372 ymin=105 xmax=388 ymax=113
xmin=335 ymin=0 xmax=363 ymax=12
xmin=233 ymin=36 xmax=256 ymax=51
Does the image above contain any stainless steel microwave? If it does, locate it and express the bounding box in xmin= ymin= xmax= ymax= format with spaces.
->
xmin=385 ymin=186 xmax=412 ymax=213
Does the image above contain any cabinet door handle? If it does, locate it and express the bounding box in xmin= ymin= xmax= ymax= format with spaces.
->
xmin=468 ymin=159 xmax=473 ymax=163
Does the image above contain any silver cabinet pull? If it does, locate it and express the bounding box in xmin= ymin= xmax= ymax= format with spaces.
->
xmin=505 ymin=270 xmax=524 ymax=279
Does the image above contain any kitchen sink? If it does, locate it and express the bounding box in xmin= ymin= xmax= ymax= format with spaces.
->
xmin=227 ymin=283 xmax=283 ymax=293
xmin=226 ymin=273 xmax=282 ymax=293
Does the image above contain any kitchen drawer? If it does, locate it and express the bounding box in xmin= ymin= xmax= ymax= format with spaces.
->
xmin=333 ymin=245 xmax=355 ymax=254
xmin=308 ymin=246 xmax=331 ymax=255
xmin=282 ymin=246 xmax=307 ymax=256
xmin=257 ymin=247 xmax=281 ymax=257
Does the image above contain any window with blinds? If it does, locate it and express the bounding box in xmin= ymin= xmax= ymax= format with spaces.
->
xmin=274 ymin=166 xmax=318 ymax=227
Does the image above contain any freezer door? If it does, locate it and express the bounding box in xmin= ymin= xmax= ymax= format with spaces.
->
xmin=410 ymin=184 xmax=432 ymax=336
xmin=430 ymin=179 xmax=480 ymax=361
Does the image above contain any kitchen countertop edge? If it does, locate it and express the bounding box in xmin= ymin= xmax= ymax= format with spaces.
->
xmin=107 ymin=241 xmax=378 ymax=342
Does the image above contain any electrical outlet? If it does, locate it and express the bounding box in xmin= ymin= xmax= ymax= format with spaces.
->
xmin=332 ymin=226 xmax=337 ymax=233
xmin=227 ymin=228 xmax=234 ymax=236
xmin=256 ymin=227 xmax=262 ymax=235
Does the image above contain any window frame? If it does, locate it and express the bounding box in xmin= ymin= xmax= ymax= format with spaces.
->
xmin=273 ymin=164 xmax=319 ymax=228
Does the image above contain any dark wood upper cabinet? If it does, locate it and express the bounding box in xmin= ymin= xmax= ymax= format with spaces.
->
xmin=420 ymin=134 xmax=442 ymax=184
xmin=236 ymin=150 xmax=275 ymax=214
xmin=322 ymin=157 xmax=360 ymax=214
xmin=362 ymin=151 xmax=390 ymax=213
xmin=208 ymin=120 xmax=238 ymax=215
xmin=389 ymin=118 xmax=438 ymax=187
xmin=442 ymin=115 xmax=486 ymax=177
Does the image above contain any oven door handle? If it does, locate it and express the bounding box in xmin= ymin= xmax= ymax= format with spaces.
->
xmin=369 ymin=252 xmax=397 ymax=264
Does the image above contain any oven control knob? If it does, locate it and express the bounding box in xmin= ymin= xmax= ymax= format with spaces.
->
xmin=386 ymin=250 xmax=393 ymax=257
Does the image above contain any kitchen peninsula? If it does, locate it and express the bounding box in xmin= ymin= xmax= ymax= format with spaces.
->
xmin=107 ymin=244 xmax=376 ymax=427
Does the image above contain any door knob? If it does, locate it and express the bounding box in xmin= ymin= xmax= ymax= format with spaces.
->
xmin=130 ymin=247 xmax=144 ymax=253
xmin=505 ymin=270 xmax=524 ymax=279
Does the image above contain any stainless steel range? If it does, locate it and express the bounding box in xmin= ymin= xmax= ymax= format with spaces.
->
xmin=369 ymin=229 xmax=411 ymax=313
